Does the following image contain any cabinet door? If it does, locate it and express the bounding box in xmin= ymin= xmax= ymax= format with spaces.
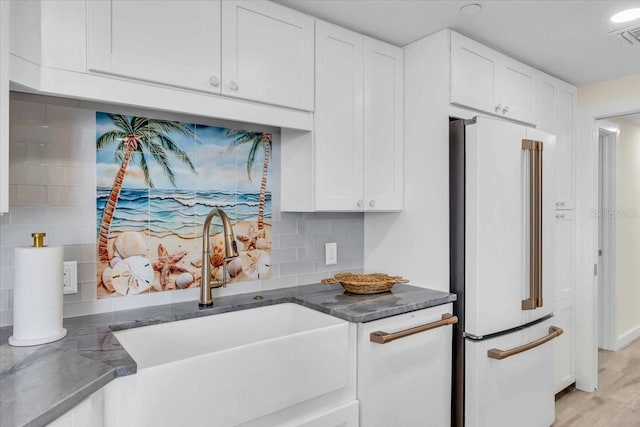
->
xmin=498 ymin=57 xmax=537 ymax=124
xmin=363 ymin=37 xmax=403 ymax=211
xmin=554 ymin=84 xmax=576 ymax=209
xmin=553 ymin=298 xmax=575 ymax=393
xmin=358 ymin=304 xmax=453 ymax=427
xmin=555 ymin=211 xmax=575 ymax=301
xmin=87 ymin=0 xmax=221 ymax=93
xmin=0 ymin=0 xmax=8 ymax=213
xmin=451 ymin=32 xmax=497 ymax=115
xmin=314 ymin=21 xmax=364 ymax=211
xmin=221 ymin=0 xmax=314 ymax=111
xmin=536 ymin=72 xmax=557 ymax=133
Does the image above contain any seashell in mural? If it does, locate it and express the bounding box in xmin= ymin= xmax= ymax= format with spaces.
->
xmin=111 ymin=256 xmax=154 ymax=296
xmin=102 ymin=266 xmax=114 ymax=292
xmin=175 ymin=272 xmax=195 ymax=289
xmin=214 ymin=266 xmax=231 ymax=283
xmin=255 ymin=238 xmax=270 ymax=250
xmin=114 ymin=232 xmax=148 ymax=259
xmin=226 ymin=257 xmax=243 ymax=277
xmin=242 ymin=250 xmax=271 ymax=280
xmin=109 ymin=255 xmax=122 ymax=269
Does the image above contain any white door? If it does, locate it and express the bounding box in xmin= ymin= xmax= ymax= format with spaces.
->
xmin=363 ymin=37 xmax=403 ymax=211
xmin=87 ymin=0 xmax=221 ymax=93
xmin=314 ymin=21 xmax=364 ymax=211
xmin=465 ymin=117 xmax=528 ymax=336
xmin=221 ymin=0 xmax=314 ymax=110
xmin=465 ymin=317 xmax=558 ymax=427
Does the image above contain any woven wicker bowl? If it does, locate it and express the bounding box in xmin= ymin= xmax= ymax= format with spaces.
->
xmin=321 ymin=273 xmax=409 ymax=295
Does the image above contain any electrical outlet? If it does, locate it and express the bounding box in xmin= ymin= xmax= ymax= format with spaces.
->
xmin=63 ymin=261 xmax=78 ymax=294
xmin=325 ymin=242 xmax=337 ymax=265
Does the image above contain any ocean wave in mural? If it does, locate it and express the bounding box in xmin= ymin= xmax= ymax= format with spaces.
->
xmin=95 ymin=112 xmax=272 ymax=298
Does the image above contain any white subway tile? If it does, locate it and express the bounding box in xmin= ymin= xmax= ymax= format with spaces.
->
xmin=10 ymin=185 xmax=48 ymax=205
xmin=63 ymin=298 xmax=114 ymax=318
xmin=112 ymin=291 xmax=171 ymax=312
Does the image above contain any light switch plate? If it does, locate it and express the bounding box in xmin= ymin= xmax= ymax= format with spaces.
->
xmin=325 ymin=242 xmax=337 ymax=265
xmin=63 ymin=261 xmax=78 ymax=294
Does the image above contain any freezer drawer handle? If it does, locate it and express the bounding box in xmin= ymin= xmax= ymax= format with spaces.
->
xmin=487 ymin=326 xmax=563 ymax=360
xmin=369 ymin=313 xmax=458 ymax=344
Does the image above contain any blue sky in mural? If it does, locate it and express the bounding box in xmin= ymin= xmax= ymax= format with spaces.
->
xmin=95 ymin=112 xmax=269 ymax=192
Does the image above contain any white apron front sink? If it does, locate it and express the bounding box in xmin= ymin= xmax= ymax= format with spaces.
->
xmin=109 ymin=303 xmax=350 ymax=427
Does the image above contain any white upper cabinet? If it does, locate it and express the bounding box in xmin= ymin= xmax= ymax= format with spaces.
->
xmin=221 ymin=0 xmax=314 ymax=111
xmin=537 ymin=72 xmax=577 ymax=209
xmin=314 ymin=21 xmax=364 ymax=211
xmin=0 ymin=0 xmax=8 ymax=213
xmin=87 ymin=0 xmax=314 ymax=111
xmin=88 ymin=1 xmax=222 ymax=94
xmin=363 ymin=37 xmax=403 ymax=211
xmin=451 ymin=32 xmax=537 ymax=125
xmin=312 ymin=21 xmax=402 ymax=212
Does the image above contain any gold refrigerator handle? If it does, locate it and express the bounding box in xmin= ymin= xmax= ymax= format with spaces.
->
xmin=487 ymin=326 xmax=563 ymax=360
xmin=522 ymin=140 xmax=538 ymax=310
xmin=537 ymin=142 xmax=544 ymax=308
xmin=370 ymin=314 xmax=458 ymax=344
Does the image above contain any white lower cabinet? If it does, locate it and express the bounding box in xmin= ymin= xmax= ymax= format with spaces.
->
xmin=553 ymin=298 xmax=576 ymax=393
xmin=357 ymin=304 xmax=454 ymax=427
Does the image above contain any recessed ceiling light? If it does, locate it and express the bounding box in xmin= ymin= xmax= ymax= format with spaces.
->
xmin=460 ymin=3 xmax=482 ymax=16
xmin=611 ymin=8 xmax=640 ymax=23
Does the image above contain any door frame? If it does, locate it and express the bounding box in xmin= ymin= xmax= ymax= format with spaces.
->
xmin=574 ymin=96 xmax=640 ymax=392
xmin=596 ymin=121 xmax=618 ymax=351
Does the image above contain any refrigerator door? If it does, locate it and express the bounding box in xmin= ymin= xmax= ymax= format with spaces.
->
xmin=465 ymin=317 xmax=558 ymax=427
xmin=465 ymin=117 xmax=529 ymax=337
xmin=525 ymin=127 xmax=556 ymax=324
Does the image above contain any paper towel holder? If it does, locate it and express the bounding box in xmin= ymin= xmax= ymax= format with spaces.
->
xmin=32 ymin=232 xmax=46 ymax=248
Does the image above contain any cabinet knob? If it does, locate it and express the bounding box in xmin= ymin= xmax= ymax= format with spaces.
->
xmin=369 ymin=200 xmax=376 ymax=208
xmin=209 ymin=76 xmax=220 ymax=87
xmin=556 ymin=201 xmax=565 ymax=207
xmin=502 ymin=106 xmax=510 ymax=114
xmin=495 ymin=104 xmax=503 ymax=113
xmin=228 ymin=81 xmax=239 ymax=91
xmin=357 ymin=200 xmax=363 ymax=208
xmin=556 ymin=214 xmax=565 ymax=219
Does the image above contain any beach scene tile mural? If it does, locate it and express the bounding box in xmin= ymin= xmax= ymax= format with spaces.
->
xmin=96 ymin=112 xmax=272 ymax=298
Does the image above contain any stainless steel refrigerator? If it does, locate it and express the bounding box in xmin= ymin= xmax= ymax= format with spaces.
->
xmin=450 ymin=116 xmax=563 ymax=427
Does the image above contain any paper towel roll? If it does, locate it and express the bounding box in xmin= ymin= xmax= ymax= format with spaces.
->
xmin=9 ymin=245 xmax=67 ymax=346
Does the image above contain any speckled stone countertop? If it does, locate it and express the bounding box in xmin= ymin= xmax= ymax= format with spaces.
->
xmin=0 ymin=283 xmax=455 ymax=427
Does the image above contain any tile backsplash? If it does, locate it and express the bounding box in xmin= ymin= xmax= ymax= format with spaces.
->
xmin=0 ymin=93 xmax=364 ymax=326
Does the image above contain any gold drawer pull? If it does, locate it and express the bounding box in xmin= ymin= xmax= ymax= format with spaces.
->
xmin=487 ymin=326 xmax=563 ymax=360
xmin=370 ymin=314 xmax=458 ymax=344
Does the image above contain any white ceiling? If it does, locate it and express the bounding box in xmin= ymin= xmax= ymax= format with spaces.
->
xmin=276 ymin=0 xmax=640 ymax=86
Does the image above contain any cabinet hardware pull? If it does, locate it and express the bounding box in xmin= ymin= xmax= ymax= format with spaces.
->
xmin=502 ymin=106 xmax=510 ymax=114
xmin=487 ymin=326 xmax=563 ymax=360
xmin=357 ymin=200 xmax=364 ymax=208
xmin=209 ymin=76 xmax=220 ymax=87
xmin=495 ymin=104 xmax=503 ymax=113
xmin=370 ymin=313 xmax=458 ymax=344
xmin=228 ymin=81 xmax=239 ymax=91
xmin=369 ymin=200 xmax=375 ymax=207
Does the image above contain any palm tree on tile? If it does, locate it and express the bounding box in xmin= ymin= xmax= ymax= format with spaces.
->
xmin=226 ymin=130 xmax=272 ymax=231
xmin=96 ymin=114 xmax=197 ymax=262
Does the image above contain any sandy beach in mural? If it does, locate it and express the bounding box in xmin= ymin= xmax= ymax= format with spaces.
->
xmin=97 ymin=221 xmax=272 ymax=298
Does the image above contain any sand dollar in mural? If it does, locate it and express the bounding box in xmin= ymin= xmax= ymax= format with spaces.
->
xmin=242 ymin=250 xmax=271 ymax=280
xmin=110 ymin=256 xmax=155 ymax=296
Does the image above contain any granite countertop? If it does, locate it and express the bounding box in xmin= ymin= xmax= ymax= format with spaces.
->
xmin=0 ymin=282 xmax=455 ymax=427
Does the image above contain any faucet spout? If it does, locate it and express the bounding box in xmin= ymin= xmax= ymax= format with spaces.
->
xmin=200 ymin=208 xmax=239 ymax=307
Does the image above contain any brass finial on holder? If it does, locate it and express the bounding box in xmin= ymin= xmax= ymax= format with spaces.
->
xmin=31 ymin=232 xmax=46 ymax=248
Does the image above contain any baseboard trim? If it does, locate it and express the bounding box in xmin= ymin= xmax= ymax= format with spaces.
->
xmin=616 ymin=325 xmax=640 ymax=350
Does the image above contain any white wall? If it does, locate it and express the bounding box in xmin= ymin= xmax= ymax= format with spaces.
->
xmin=611 ymin=116 xmax=640 ymax=344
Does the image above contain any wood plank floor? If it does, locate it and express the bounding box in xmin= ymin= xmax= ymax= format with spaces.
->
xmin=553 ymin=338 xmax=640 ymax=426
